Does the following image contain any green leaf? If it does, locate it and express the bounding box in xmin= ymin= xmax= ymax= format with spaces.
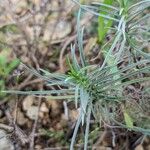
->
xmin=0 ymin=24 xmax=19 ymax=34
xmin=70 ymin=110 xmax=82 ymax=150
xmin=0 ymin=55 xmax=7 ymax=68
xmin=6 ymin=59 xmax=20 ymax=75
xmin=0 ymin=55 xmax=7 ymax=77
xmin=124 ymin=111 xmax=133 ymax=129
xmin=0 ymin=80 xmax=6 ymax=97
xmin=98 ymin=0 xmax=113 ymax=43
xmin=77 ymin=9 xmax=86 ymax=67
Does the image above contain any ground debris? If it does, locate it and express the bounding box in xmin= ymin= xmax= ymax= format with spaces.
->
xmin=0 ymin=129 xmax=14 ymax=150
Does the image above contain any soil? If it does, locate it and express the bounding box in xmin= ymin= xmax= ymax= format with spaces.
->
xmin=0 ymin=1 xmax=149 ymax=150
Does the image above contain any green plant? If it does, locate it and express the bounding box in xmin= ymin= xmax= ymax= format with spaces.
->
xmin=41 ymin=129 xmax=67 ymax=145
xmin=0 ymin=50 xmax=20 ymax=97
xmin=3 ymin=0 xmax=150 ymax=149
xmin=5 ymin=50 xmax=150 ymax=149
xmin=98 ymin=0 xmax=113 ymax=44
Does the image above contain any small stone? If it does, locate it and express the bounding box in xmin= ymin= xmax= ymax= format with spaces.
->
xmin=48 ymin=63 xmax=57 ymax=70
xmin=22 ymin=96 xmax=34 ymax=111
xmin=0 ymin=129 xmax=14 ymax=150
xmin=26 ymin=106 xmax=39 ymax=120
xmin=35 ymin=145 xmax=42 ymax=149
xmin=43 ymin=20 xmax=71 ymax=42
xmin=135 ymin=145 xmax=144 ymax=150
xmin=16 ymin=109 xmax=27 ymax=126
xmin=40 ymin=103 xmax=49 ymax=113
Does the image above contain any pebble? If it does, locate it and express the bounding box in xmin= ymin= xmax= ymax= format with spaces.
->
xmin=135 ymin=145 xmax=144 ymax=150
xmin=16 ymin=109 xmax=27 ymax=126
xmin=26 ymin=106 xmax=39 ymax=120
xmin=43 ymin=20 xmax=71 ymax=42
xmin=22 ymin=96 xmax=34 ymax=111
xmin=40 ymin=102 xmax=49 ymax=113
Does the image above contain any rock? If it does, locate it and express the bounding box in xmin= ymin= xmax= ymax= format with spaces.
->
xmin=35 ymin=145 xmax=42 ymax=149
xmin=22 ymin=96 xmax=34 ymax=111
xmin=135 ymin=145 xmax=144 ymax=150
xmin=26 ymin=106 xmax=39 ymax=120
xmin=48 ymin=63 xmax=57 ymax=70
xmin=16 ymin=109 xmax=27 ymax=126
xmin=40 ymin=102 xmax=49 ymax=113
xmin=0 ymin=129 xmax=14 ymax=150
xmin=43 ymin=20 xmax=71 ymax=42
xmin=39 ymin=102 xmax=49 ymax=119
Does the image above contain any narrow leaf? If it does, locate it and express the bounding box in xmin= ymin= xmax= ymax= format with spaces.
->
xmin=124 ymin=111 xmax=133 ymax=129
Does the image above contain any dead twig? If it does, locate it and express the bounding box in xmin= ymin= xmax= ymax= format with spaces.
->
xmin=92 ymin=130 xmax=107 ymax=150
xmin=29 ymin=86 xmax=43 ymax=150
xmin=17 ymin=78 xmax=43 ymax=90
xmin=5 ymin=109 xmax=29 ymax=144
xmin=0 ymin=123 xmax=14 ymax=132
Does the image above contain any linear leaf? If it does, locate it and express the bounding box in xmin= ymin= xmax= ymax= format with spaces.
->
xmin=124 ymin=111 xmax=133 ymax=129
